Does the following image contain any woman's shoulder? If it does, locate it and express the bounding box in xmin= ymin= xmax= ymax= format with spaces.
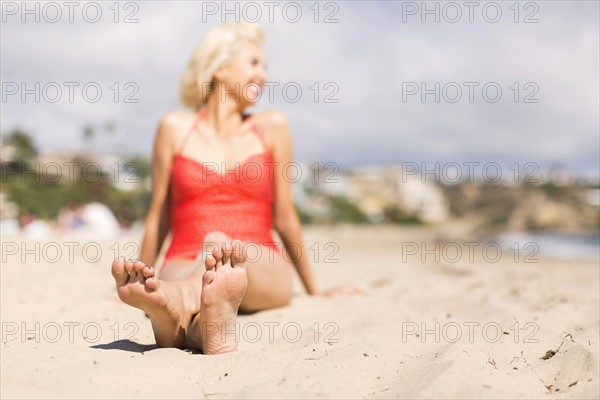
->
xmin=253 ymin=109 xmax=289 ymax=128
xmin=252 ymin=109 xmax=291 ymax=144
xmin=154 ymin=110 xmax=198 ymax=148
xmin=148 ymin=110 xmax=198 ymax=157
xmin=251 ymin=109 xmax=292 ymax=152
xmin=158 ymin=110 xmax=197 ymax=133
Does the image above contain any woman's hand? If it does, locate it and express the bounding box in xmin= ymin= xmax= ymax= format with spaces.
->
xmin=314 ymin=285 xmax=366 ymax=297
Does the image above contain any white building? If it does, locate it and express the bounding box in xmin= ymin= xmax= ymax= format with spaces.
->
xmin=398 ymin=174 xmax=448 ymax=223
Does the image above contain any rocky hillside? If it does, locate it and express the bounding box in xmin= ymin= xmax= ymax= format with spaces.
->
xmin=441 ymin=182 xmax=599 ymax=234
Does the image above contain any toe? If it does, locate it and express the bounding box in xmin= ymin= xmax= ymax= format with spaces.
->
xmin=231 ymin=241 xmax=247 ymax=267
xmin=145 ymin=276 xmax=160 ymax=290
xmin=203 ymin=242 xmax=218 ymax=258
xmin=129 ymin=270 xmax=138 ymax=281
xmin=111 ymin=256 xmax=129 ymax=285
xmin=142 ymin=264 xmax=155 ymax=278
xmin=203 ymin=270 xmax=216 ymax=285
xmin=124 ymin=259 xmax=136 ymax=272
xmin=205 ymin=255 xmax=217 ymax=271
xmin=212 ymin=247 xmax=223 ymax=268
xmin=222 ymin=243 xmax=233 ymax=265
xmin=132 ymin=260 xmax=146 ymax=271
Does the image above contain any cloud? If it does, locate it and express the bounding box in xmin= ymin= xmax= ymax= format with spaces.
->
xmin=1 ymin=1 xmax=598 ymax=171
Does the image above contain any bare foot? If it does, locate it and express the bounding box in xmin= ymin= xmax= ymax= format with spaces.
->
xmin=111 ymin=257 xmax=200 ymax=348
xmin=199 ymin=242 xmax=248 ymax=354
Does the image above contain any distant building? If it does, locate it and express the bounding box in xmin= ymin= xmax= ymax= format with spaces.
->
xmin=347 ymin=166 xmax=399 ymax=222
xmin=399 ymin=174 xmax=448 ymax=223
xmin=0 ymin=138 xmax=16 ymax=163
xmin=278 ymin=161 xmax=451 ymax=223
xmin=584 ymin=188 xmax=600 ymax=207
xmin=0 ymin=192 xmax=18 ymax=219
xmin=292 ymin=162 xmax=332 ymax=217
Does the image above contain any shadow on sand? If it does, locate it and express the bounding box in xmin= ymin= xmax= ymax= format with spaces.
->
xmin=91 ymin=340 xmax=159 ymax=353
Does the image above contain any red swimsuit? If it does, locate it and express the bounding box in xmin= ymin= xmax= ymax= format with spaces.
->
xmin=163 ymin=108 xmax=280 ymax=264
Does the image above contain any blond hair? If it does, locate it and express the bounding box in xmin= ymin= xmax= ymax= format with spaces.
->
xmin=179 ymin=22 xmax=265 ymax=109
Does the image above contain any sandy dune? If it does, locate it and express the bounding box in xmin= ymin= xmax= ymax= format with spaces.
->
xmin=1 ymin=226 xmax=598 ymax=399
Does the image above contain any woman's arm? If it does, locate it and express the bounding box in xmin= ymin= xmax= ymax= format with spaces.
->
xmin=262 ymin=111 xmax=319 ymax=295
xmin=139 ymin=114 xmax=177 ymax=266
xmin=263 ymin=110 xmax=365 ymax=297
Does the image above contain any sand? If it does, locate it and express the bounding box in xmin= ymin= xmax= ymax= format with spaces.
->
xmin=1 ymin=226 xmax=598 ymax=399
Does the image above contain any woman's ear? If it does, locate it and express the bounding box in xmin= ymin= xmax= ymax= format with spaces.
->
xmin=213 ymin=64 xmax=228 ymax=83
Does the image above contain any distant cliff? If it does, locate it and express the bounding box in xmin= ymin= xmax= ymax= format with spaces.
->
xmin=441 ymin=182 xmax=600 ymax=234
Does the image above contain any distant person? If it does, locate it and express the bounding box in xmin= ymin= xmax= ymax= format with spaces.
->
xmin=58 ymin=203 xmax=84 ymax=232
xmin=59 ymin=202 xmax=120 ymax=236
xmin=111 ymin=22 xmax=360 ymax=355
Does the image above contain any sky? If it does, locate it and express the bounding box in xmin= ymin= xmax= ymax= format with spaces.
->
xmin=1 ymin=0 xmax=599 ymax=174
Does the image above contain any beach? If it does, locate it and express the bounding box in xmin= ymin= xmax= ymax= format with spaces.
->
xmin=1 ymin=225 xmax=598 ymax=399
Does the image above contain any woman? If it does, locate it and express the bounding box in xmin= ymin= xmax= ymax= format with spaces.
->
xmin=111 ymin=22 xmax=358 ymax=355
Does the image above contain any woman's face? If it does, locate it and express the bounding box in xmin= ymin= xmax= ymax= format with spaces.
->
xmin=215 ymin=40 xmax=268 ymax=108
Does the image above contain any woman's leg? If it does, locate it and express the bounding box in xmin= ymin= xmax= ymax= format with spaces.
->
xmin=195 ymin=232 xmax=293 ymax=312
xmin=112 ymin=231 xmax=292 ymax=353
xmin=186 ymin=232 xmax=293 ymax=352
xmin=237 ymin=242 xmax=293 ymax=313
xmin=157 ymin=231 xmax=235 ymax=282
xmin=110 ymin=257 xmax=202 ymax=348
xmin=186 ymin=241 xmax=248 ymax=354
xmin=157 ymin=258 xmax=201 ymax=281
xmin=109 ymin=233 xmax=219 ymax=349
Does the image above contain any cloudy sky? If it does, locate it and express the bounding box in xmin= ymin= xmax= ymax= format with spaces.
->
xmin=2 ymin=1 xmax=598 ymax=173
